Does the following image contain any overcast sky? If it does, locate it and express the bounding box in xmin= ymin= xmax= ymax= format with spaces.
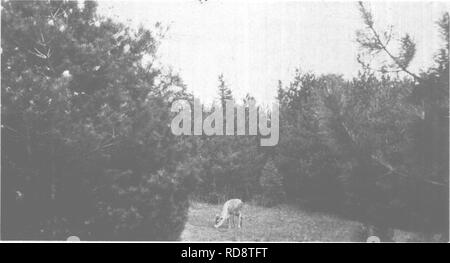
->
xmin=97 ymin=0 xmax=449 ymax=104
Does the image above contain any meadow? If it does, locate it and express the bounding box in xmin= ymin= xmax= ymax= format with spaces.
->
xmin=180 ymin=201 xmax=432 ymax=242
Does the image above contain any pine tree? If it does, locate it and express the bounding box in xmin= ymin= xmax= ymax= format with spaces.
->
xmin=217 ymin=73 xmax=233 ymax=109
xmin=1 ymin=0 xmax=191 ymax=240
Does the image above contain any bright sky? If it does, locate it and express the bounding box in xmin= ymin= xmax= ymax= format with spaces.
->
xmin=97 ymin=0 xmax=449 ymax=104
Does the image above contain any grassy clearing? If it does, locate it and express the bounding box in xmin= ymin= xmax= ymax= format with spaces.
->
xmin=181 ymin=201 xmax=364 ymax=242
xmin=180 ymin=201 xmax=434 ymax=242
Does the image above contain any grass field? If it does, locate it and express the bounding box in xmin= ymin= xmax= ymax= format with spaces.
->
xmin=180 ymin=201 xmax=434 ymax=242
xmin=181 ymin=201 xmax=363 ymax=242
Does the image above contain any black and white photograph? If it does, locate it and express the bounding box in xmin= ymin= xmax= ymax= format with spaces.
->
xmin=1 ymin=0 xmax=449 ymax=243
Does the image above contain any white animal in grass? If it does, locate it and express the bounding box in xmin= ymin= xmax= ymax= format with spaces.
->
xmin=214 ymin=199 xmax=244 ymax=229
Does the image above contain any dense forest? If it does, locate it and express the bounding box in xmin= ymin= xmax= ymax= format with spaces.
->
xmin=1 ymin=1 xmax=448 ymax=240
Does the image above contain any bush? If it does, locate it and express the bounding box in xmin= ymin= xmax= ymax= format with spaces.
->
xmin=89 ymin=169 xmax=190 ymax=241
